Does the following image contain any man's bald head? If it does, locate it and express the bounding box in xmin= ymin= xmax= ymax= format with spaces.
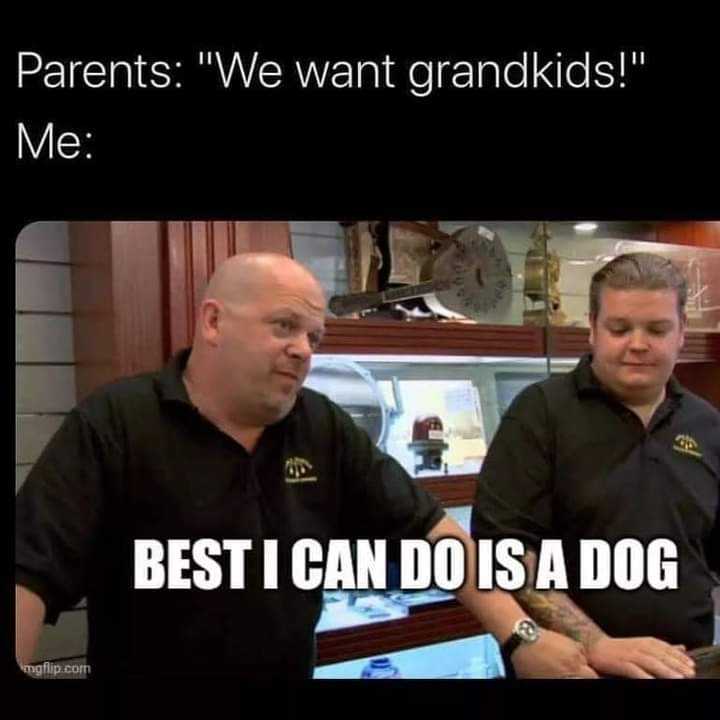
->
xmin=202 ymin=253 xmax=326 ymax=310
xmin=184 ymin=252 xmax=327 ymax=428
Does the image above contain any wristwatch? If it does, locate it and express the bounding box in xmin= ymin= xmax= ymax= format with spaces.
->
xmin=501 ymin=618 xmax=540 ymax=659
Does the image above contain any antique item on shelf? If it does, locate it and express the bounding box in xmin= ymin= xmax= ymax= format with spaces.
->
xmin=303 ymin=358 xmax=388 ymax=448
xmin=522 ymin=221 xmax=567 ymax=326
xmin=386 ymin=222 xmax=449 ymax=286
xmin=431 ymin=224 xmax=513 ymax=321
xmin=361 ymin=656 xmax=402 ymax=679
xmin=341 ymin=221 xmax=383 ymax=294
xmin=340 ymin=221 xmax=450 ymax=319
xmin=329 ymin=224 xmax=513 ymax=323
xmin=407 ymin=414 xmax=449 ymax=474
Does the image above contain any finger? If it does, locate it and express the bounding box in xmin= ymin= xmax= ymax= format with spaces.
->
xmin=669 ymin=650 xmax=695 ymax=669
xmin=647 ymin=642 xmax=695 ymax=669
xmin=575 ymin=664 xmax=600 ymax=679
xmin=632 ymin=655 xmax=687 ymax=680
xmin=645 ymin=639 xmax=695 ymax=668
xmin=676 ymin=649 xmax=695 ymax=666
xmin=618 ymin=662 xmax=654 ymax=680
xmin=654 ymin=653 xmax=695 ymax=678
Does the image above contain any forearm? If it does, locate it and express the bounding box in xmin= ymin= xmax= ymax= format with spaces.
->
xmin=15 ymin=584 xmax=46 ymax=667
xmin=426 ymin=516 xmax=526 ymax=643
xmin=515 ymin=550 xmax=604 ymax=649
xmin=426 ymin=517 xmax=598 ymax=678
xmin=515 ymin=588 xmax=605 ymax=648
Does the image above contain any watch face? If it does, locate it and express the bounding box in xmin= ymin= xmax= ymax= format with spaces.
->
xmin=517 ymin=619 xmax=540 ymax=643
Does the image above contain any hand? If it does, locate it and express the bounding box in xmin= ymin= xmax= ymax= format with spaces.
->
xmin=511 ymin=629 xmax=599 ymax=679
xmin=586 ymin=636 xmax=696 ymax=679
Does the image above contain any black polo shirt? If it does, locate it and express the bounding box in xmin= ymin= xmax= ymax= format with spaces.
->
xmin=16 ymin=349 xmax=444 ymax=679
xmin=471 ymin=354 xmax=720 ymax=649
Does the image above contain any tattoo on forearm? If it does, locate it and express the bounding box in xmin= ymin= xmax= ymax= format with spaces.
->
xmin=517 ymin=551 xmax=605 ymax=648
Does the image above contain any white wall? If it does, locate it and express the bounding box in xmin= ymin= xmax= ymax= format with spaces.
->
xmin=289 ymin=221 xmax=348 ymax=298
xmin=15 ymin=222 xmax=88 ymax=676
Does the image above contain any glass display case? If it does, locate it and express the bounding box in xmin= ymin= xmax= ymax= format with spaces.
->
xmin=315 ymin=633 xmax=505 ymax=680
xmin=306 ymin=354 xmax=577 ymax=481
xmin=306 ymin=353 xmax=576 ymax=674
xmin=290 ymin=220 xmax=720 ymax=676
xmin=292 ymin=220 xmax=720 ymax=333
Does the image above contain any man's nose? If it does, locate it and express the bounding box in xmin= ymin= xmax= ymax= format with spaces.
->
xmin=287 ymin=333 xmax=313 ymax=360
xmin=627 ymin=329 xmax=650 ymax=351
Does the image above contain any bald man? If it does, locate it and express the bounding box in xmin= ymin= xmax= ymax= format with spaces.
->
xmin=16 ymin=253 xmax=593 ymax=680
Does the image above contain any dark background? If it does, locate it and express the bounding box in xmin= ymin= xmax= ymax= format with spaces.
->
xmin=8 ymin=28 xmax=719 ymax=223
xmin=8 ymin=25 xmax=719 ymax=720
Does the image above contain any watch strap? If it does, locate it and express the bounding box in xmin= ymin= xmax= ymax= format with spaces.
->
xmin=501 ymin=632 xmax=523 ymax=660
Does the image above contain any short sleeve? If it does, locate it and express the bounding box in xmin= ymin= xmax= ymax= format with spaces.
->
xmin=471 ymin=384 xmax=554 ymax=551
xmin=333 ymin=404 xmax=445 ymax=542
xmin=702 ymin=417 xmax=720 ymax=578
xmin=15 ymin=409 xmax=112 ymax=623
xmin=708 ymin=502 xmax=720 ymax=578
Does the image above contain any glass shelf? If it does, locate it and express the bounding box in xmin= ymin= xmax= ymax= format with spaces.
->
xmin=314 ymin=633 xmax=505 ymax=679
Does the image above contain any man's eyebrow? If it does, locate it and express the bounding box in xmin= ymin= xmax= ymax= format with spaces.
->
xmin=603 ymin=317 xmax=674 ymax=326
xmin=268 ymin=309 xmax=325 ymax=329
xmin=266 ymin=308 xmax=300 ymax=319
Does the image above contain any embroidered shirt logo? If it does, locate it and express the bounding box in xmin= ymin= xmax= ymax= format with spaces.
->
xmin=672 ymin=434 xmax=702 ymax=459
xmin=284 ymin=457 xmax=318 ymax=484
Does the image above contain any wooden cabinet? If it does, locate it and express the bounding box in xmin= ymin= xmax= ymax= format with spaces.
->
xmin=165 ymin=221 xmax=291 ymax=353
xmin=68 ymin=221 xmax=291 ymax=400
xmin=69 ymin=222 xmax=166 ymax=401
xmin=656 ymin=221 xmax=720 ymax=249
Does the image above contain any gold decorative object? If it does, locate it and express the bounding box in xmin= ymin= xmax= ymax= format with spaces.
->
xmin=523 ymin=222 xmax=566 ymax=326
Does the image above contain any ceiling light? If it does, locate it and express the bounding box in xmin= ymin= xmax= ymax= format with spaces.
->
xmin=574 ymin=222 xmax=598 ymax=233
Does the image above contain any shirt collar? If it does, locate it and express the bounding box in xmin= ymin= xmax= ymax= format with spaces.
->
xmin=155 ymin=347 xmax=194 ymax=406
xmin=573 ymin=352 xmax=686 ymax=399
xmin=153 ymin=347 xmax=303 ymax=424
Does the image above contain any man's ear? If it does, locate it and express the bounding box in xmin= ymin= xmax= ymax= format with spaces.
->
xmin=199 ymin=299 xmax=222 ymax=345
xmin=678 ymin=311 xmax=687 ymax=350
xmin=588 ymin=313 xmax=597 ymax=348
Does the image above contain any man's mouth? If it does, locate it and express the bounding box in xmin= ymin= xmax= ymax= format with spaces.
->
xmin=275 ymin=370 xmax=299 ymax=381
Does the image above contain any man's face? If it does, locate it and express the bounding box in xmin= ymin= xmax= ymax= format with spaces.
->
xmin=589 ymin=287 xmax=685 ymax=404
xmin=215 ymin=273 xmax=326 ymax=426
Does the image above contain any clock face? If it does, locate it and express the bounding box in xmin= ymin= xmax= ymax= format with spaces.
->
xmin=434 ymin=225 xmax=513 ymax=320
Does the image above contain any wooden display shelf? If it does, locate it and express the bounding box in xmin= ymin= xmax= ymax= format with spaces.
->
xmin=548 ymin=326 xmax=720 ymax=363
xmin=316 ymin=600 xmax=482 ymax=666
xmin=318 ymin=319 xmax=544 ymax=357
xmin=417 ymin=474 xmax=477 ymax=508
xmin=320 ymin=320 xmax=720 ymax=364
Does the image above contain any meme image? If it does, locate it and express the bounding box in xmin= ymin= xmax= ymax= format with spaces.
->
xmin=14 ymin=220 xmax=720 ymax=685
xmin=9 ymin=32 xmax=720 ymax=720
